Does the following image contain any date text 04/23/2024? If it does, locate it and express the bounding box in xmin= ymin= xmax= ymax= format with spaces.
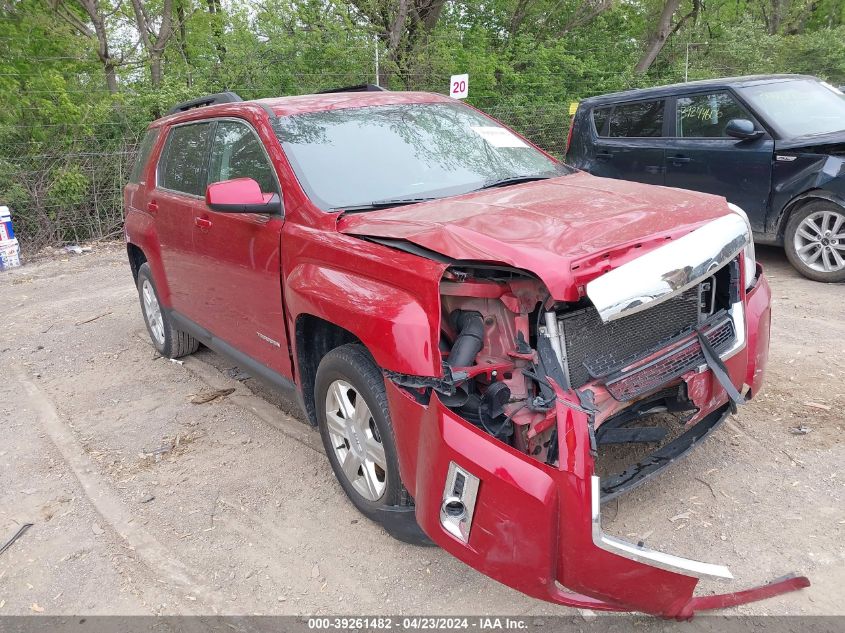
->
xmin=307 ymin=617 xmax=528 ymax=630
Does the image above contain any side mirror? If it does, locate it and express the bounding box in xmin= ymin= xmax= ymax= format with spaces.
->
xmin=725 ymin=118 xmax=763 ymax=141
xmin=205 ymin=178 xmax=282 ymax=214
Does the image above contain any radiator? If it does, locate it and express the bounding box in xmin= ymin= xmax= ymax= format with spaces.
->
xmin=558 ymin=285 xmax=705 ymax=390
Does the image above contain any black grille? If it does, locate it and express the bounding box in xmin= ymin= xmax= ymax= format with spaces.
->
xmin=605 ymin=317 xmax=735 ymax=401
xmin=560 ymin=285 xmax=702 ymax=388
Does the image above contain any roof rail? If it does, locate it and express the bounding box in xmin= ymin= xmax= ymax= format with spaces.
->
xmin=167 ymin=91 xmax=243 ymax=116
xmin=317 ymin=84 xmax=387 ymax=94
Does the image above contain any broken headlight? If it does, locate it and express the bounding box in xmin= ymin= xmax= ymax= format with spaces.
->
xmin=728 ymin=202 xmax=756 ymax=289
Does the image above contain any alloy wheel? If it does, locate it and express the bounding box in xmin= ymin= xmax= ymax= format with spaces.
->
xmin=794 ymin=209 xmax=845 ymax=273
xmin=142 ymin=279 xmax=165 ymax=346
xmin=324 ymin=379 xmax=387 ymax=501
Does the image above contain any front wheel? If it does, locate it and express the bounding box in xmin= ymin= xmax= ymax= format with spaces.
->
xmin=784 ymin=201 xmax=845 ymax=283
xmin=315 ymin=344 xmax=428 ymax=544
xmin=137 ymin=263 xmax=200 ymax=358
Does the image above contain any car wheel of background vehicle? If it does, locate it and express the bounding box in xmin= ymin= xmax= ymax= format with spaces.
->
xmin=315 ymin=344 xmax=422 ymax=538
xmin=136 ymin=263 xmax=200 ymax=358
xmin=785 ymin=200 xmax=845 ymax=283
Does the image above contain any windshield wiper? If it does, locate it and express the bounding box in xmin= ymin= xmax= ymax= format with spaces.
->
xmin=333 ymin=176 xmax=557 ymax=213
xmin=474 ymin=175 xmax=554 ymax=191
xmin=333 ymin=197 xmax=441 ymax=213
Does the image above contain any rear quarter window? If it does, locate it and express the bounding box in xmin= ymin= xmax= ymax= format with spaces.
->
xmin=592 ymin=108 xmax=610 ymax=135
xmin=129 ymin=129 xmax=159 ymax=184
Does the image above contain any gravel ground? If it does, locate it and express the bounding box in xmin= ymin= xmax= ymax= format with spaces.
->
xmin=0 ymin=242 xmax=842 ymax=619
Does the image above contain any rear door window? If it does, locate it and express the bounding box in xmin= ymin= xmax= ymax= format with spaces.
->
xmin=207 ymin=120 xmax=279 ymax=194
xmin=606 ymin=100 xmax=664 ymax=137
xmin=157 ymin=122 xmax=214 ymax=196
xmin=676 ymin=92 xmax=751 ymax=137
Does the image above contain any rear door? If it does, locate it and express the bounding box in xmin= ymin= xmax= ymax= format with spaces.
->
xmin=663 ymin=90 xmax=773 ymax=231
xmin=191 ymin=118 xmax=293 ymax=379
xmin=152 ymin=121 xmax=215 ymax=317
xmin=588 ymin=99 xmax=667 ymax=186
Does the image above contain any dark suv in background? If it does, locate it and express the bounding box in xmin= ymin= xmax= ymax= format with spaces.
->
xmin=566 ymin=75 xmax=845 ymax=282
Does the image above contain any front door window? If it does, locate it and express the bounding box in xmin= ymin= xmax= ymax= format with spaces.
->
xmin=208 ymin=120 xmax=279 ymax=194
xmin=676 ymin=92 xmax=752 ymax=138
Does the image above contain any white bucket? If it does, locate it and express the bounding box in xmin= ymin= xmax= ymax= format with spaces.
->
xmin=0 ymin=205 xmax=14 ymax=242
xmin=0 ymin=238 xmax=21 ymax=270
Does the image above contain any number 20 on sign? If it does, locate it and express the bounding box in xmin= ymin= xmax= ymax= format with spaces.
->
xmin=450 ymin=74 xmax=469 ymax=99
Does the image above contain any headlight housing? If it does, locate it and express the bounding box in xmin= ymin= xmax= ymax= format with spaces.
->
xmin=728 ymin=202 xmax=756 ymax=289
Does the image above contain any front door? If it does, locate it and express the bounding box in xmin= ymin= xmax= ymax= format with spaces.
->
xmin=153 ymin=121 xmax=215 ymax=317
xmin=588 ymin=99 xmax=667 ymax=186
xmin=663 ymin=91 xmax=774 ymax=232
xmin=192 ymin=118 xmax=293 ymax=380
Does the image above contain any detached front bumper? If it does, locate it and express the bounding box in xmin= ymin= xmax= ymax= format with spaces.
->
xmin=386 ymin=270 xmax=809 ymax=617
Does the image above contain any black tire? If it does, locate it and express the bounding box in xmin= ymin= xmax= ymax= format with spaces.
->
xmin=137 ymin=263 xmax=200 ymax=358
xmin=784 ymin=200 xmax=845 ymax=283
xmin=315 ymin=344 xmax=429 ymax=544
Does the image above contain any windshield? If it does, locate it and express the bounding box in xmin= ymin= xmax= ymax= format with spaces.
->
xmin=276 ymin=102 xmax=568 ymax=211
xmin=738 ymin=79 xmax=845 ymax=138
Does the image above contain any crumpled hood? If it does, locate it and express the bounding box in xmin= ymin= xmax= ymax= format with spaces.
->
xmin=338 ymin=171 xmax=732 ymax=301
xmin=775 ymin=129 xmax=845 ymax=150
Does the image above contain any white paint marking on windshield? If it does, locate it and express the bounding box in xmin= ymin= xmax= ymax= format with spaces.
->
xmin=470 ymin=126 xmax=528 ymax=148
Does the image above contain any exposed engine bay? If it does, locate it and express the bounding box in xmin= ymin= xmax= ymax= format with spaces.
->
xmin=389 ymin=259 xmax=743 ymax=492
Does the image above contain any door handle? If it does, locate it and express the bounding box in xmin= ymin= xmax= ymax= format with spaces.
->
xmin=194 ymin=217 xmax=213 ymax=230
xmin=147 ymin=200 xmax=159 ymax=214
xmin=596 ymin=151 xmax=614 ymax=160
xmin=671 ymin=155 xmax=691 ymax=164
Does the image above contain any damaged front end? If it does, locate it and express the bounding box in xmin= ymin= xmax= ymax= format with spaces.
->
xmin=384 ymin=213 xmax=809 ymax=617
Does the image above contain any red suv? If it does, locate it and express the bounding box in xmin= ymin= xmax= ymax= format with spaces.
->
xmin=124 ymin=87 xmax=807 ymax=617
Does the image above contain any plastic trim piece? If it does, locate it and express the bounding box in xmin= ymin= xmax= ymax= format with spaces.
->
xmin=439 ymin=462 xmax=480 ymax=543
xmin=591 ymin=475 xmax=733 ymax=580
xmin=586 ymin=214 xmax=750 ymax=323
xmin=317 ymin=84 xmax=388 ymax=94
xmin=167 ymin=91 xmax=243 ymax=116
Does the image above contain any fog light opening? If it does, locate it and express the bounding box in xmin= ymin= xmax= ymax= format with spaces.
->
xmin=442 ymin=497 xmax=466 ymax=519
xmin=440 ymin=462 xmax=480 ymax=543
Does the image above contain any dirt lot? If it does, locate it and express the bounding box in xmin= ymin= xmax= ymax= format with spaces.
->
xmin=0 ymin=243 xmax=843 ymax=619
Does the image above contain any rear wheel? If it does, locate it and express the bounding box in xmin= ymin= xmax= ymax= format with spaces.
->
xmin=137 ymin=263 xmax=199 ymax=358
xmin=784 ymin=201 xmax=845 ymax=283
xmin=315 ymin=344 xmax=427 ymax=543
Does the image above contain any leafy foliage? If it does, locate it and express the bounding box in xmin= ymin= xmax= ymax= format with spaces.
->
xmin=0 ymin=0 xmax=842 ymax=249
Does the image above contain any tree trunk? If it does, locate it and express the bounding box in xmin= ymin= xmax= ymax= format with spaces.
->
xmin=767 ymin=0 xmax=785 ymax=34
xmin=352 ymin=0 xmax=445 ymax=88
xmin=104 ymin=62 xmax=118 ymax=93
xmin=175 ymin=0 xmax=192 ymax=87
xmin=635 ymin=0 xmax=682 ymax=74
xmin=50 ymin=0 xmax=120 ymax=93
xmin=509 ymin=0 xmax=534 ymax=36
xmin=379 ymin=0 xmax=411 ymax=87
xmin=556 ymin=0 xmax=614 ymax=36
xmin=206 ymin=0 xmax=226 ymax=63
xmin=150 ymin=52 xmax=162 ymax=87
xmin=130 ymin=0 xmax=176 ymax=87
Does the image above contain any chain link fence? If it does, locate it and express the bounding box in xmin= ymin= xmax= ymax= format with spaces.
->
xmin=3 ymin=81 xmax=578 ymax=253
xmin=3 ymin=38 xmax=827 ymax=253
